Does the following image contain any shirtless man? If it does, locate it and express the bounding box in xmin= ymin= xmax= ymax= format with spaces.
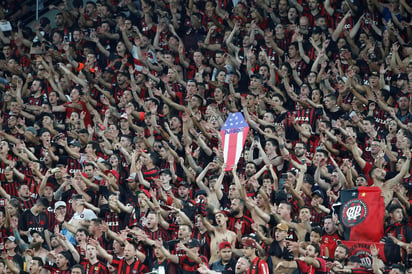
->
xmin=195 ymin=162 xmax=225 ymax=209
xmin=244 ymin=190 xmax=271 ymax=226
xmin=202 ymin=211 xmax=237 ymax=263
xmin=349 ymin=137 xmax=411 ymax=205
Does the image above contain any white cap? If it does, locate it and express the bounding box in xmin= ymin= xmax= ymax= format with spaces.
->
xmin=54 ymin=201 xmax=67 ymax=211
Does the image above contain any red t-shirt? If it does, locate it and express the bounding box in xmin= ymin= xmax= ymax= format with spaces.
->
xmin=322 ymin=232 xmax=341 ymax=259
xmin=297 ymin=257 xmax=328 ymax=274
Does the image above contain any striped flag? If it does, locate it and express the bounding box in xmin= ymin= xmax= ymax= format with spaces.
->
xmin=220 ymin=112 xmax=249 ymax=171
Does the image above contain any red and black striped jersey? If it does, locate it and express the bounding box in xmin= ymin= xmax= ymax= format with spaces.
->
xmin=192 ymin=229 xmax=211 ymax=260
xmin=178 ymin=254 xmax=208 ymax=273
xmin=145 ymin=226 xmax=170 ymax=241
xmin=310 ymin=206 xmax=327 ymax=227
xmin=43 ymin=265 xmax=71 ymax=274
xmin=1 ymin=180 xmax=20 ymax=197
xmin=111 ymin=83 xmax=130 ymax=104
xmin=81 ymin=258 xmax=109 ymax=274
xmin=19 ymin=196 xmax=37 ymax=211
xmin=142 ymin=166 xmax=160 ymax=182
xmin=227 ymin=215 xmax=254 ymax=235
xmin=99 ymin=205 xmax=125 ymax=233
xmin=111 ymin=258 xmax=148 ymax=274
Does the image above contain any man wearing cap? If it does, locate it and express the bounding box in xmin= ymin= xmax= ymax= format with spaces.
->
xmin=29 ymin=230 xmax=49 ymax=261
xmin=44 ymin=250 xmax=75 ymax=274
xmin=156 ymin=238 xmax=208 ymax=273
xmin=310 ymin=190 xmax=329 ymax=226
xmin=4 ymin=236 xmax=24 ymax=270
xmin=242 ymin=238 xmax=269 ymax=274
xmin=266 ymin=223 xmax=294 ymax=272
xmin=209 ymin=241 xmax=237 ymax=273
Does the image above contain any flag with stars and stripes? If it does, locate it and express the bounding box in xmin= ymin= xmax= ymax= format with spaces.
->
xmin=220 ymin=112 xmax=249 ymax=171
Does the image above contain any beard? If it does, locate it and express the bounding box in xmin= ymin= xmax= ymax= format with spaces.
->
xmin=30 ymin=241 xmax=42 ymax=250
xmin=229 ymin=209 xmax=240 ymax=217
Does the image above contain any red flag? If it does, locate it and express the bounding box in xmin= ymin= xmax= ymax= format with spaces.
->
xmin=220 ymin=112 xmax=249 ymax=171
xmin=337 ymin=186 xmax=384 ymax=242
xmin=342 ymin=241 xmax=386 ymax=268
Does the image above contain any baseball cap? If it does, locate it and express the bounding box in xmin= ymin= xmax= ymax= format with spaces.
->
xmin=186 ymin=239 xmax=200 ymax=248
xmin=6 ymin=236 xmax=16 ymax=243
xmin=348 ymin=255 xmax=361 ymax=263
xmin=127 ymin=173 xmax=137 ymax=181
xmin=276 ymin=223 xmax=289 ymax=231
xmin=69 ymin=140 xmax=81 ymax=147
xmin=311 ymin=26 xmax=322 ymax=34
xmin=219 ymin=241 xmax=232 ymax=250
xmin=195 ymin=189 xmax=208 ymax=197
xmin=159 ymin=169 xmax=172 ymax=177
xmin=25 ymin=126 xmax=38 ymax=135
xmin=312 ymin=189 xmax=325 ymax=199
xmin=178 ymin=181 xmax=190 ymax=188
xmin=242 ymin=238 xmax=257 ymax=248
xmin=30 ymin=230 xmax=45 ymax=238
xmin=369 ymin=71 xmax=379 ymax=78
xmin=396 ymin=73 xmax=407 ymax=80
xmin=54 ymin=201 xmax=67 ymax=211
xmin=137 ymin=189 xmax=151 ymax=199
xmin=105 ymin=170 xmax=119 ymax=180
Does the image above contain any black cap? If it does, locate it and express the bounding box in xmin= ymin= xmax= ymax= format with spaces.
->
xmin=69 ymin=140 xmax=81 ymax=147
xmin=311 ymin=26 xmax=322 ymax=34
xmin=195 ymin=189 xmax=208 ymax=197
xmin=30 ymin=230 xmax=45 ymax=238
xmin=159 ymin=169 xmax=172 ymax=176
xmin=250 ymin=73 xmax=262 ymax=80
xmin=39 ymin=17 xmax=50 ymax=28
xmin=72 ymin=194 xmax=83 ymax=200
xmin=186 ymin=238 xmax=200 ymax=248
xmin=312 ymin=189 xmax=325 ymax=199
xmin=177 ymin=181 xmax=190 ymax=188
xmin=369 ymin=71 xmax=379 ymax=77
xmin=104 ymin=67 xmax=115 ymax=74
xmin=396 ymin=73 xmax=407 ymax=80
xmin=348 ymin=255 xmax=361 ymax=263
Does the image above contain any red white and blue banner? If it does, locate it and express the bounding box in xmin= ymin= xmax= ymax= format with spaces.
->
xmin=220 ymin=112 xmax=249 ymax=171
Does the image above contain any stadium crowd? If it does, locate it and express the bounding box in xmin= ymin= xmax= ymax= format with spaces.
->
xmin=0 ymin=0 xmax=412 ymax=273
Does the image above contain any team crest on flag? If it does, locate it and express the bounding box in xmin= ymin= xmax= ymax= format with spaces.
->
xmin=335 ymin=186 xmax=384 ymax=242
xmin=341 ymin=199 xmax=368 ymax=227
xmin=220 ymin=112 xmax=249 ymax=171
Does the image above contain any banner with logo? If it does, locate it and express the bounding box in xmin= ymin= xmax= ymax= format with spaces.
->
xmin=220 ymin=112 xmax=249 ymax=171
xmin=336 ymin=186 xmax=384 ymax=242
xmin=342 ymin=241 xmax=386 ymax=268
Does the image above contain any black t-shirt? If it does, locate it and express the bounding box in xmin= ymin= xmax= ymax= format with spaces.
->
xmin=268 ymin=239 xmax=294 ymax=261
xmin=18 ymin=210 xmax=48 ymax=233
